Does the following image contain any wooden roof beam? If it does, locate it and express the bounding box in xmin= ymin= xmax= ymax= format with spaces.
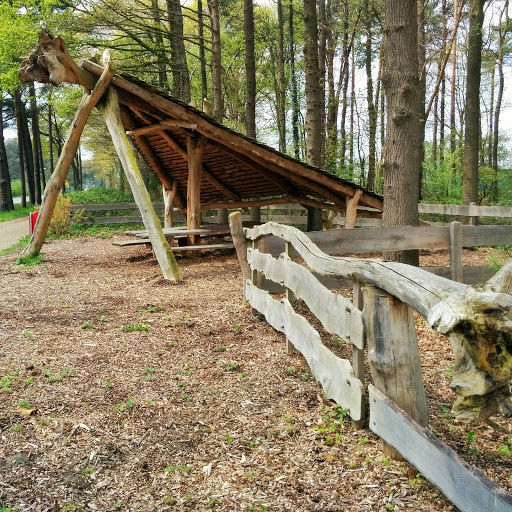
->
xmin=121 ymin=107 xmax=186 ymax=210
xmin=126 ymin=119 xmax=198 ymax=137
xmin=158 ymin=130 xmax=241 ymax=202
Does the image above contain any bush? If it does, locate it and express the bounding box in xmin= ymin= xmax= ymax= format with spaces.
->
xmin=36 ymin=195 xmax=82 ymax=236
xmin=10 ymin=180 xmax=21 ymax=198
xmin=68 ymin=187 xmax=134 ymax=205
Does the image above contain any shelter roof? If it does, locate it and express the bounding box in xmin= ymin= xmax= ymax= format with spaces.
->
xmin=79 ymin=59 xmax=383 ymax=215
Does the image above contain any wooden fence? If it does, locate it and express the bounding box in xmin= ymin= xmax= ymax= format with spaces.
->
xmin=232 ymin=217 xmax=512 ymax=512
xmin=71 ymin=201 xmax=512 ymax=227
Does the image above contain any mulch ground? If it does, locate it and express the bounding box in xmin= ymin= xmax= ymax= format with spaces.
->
xmin=1 ymin=237 xmax=512 ymax=512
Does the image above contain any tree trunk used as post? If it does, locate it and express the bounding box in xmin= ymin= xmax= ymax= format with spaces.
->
xmin=229 ymin=211 xmax=250 ymax=300
xmin=99 ymin=85 xmax=183 ymax=281
xmin=363 ymin=284 xmax=429 ymax=459
xmin=20 ymin=63 xmax=115 ymax=258
xmin=345 ymin=189 xmax=362 ymax=230
xmin=186 ymin=132 xmax=205 ymax=249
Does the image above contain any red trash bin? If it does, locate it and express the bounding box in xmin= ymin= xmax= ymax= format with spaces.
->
xmin=29 ymin=211 xmax=39 ymax=234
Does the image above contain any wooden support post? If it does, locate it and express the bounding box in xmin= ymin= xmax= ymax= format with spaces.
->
xmin=362 ymin=285 xmax=429 ymax=459
xmin=345 ymin=189 xmax=362 ymax=230
xmin=20 ymin=61 xmax=114 ymax=257
xmin=450 ymin=221 xmax=463 ymax=283
xmin=249 ymin=205 xmax=261 ymax=224
xmin=469 ymin=201 xmax=477 ymax=226
xmin=285 ymin=241 xmax=295 ymax=355
xmin=186 ymin=133 xmax=205 ymax=249
xmin=98 ymin=85 xmax=182 ymax=281
xmin=218 ymin=208 xmax=229 ymax=224
xmin=228 ymin=211 xmax=250 ymax=300
xmin=163 ymin=182 xmax=176 ymax=229
xmin=307 ymin=206 xmax=323 ymax=231
xmin=351 ymin=282 xmax=365 ymax=429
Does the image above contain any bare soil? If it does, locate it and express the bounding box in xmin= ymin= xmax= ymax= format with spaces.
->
xmin=1 ymin=237 xmax=512 ymax=512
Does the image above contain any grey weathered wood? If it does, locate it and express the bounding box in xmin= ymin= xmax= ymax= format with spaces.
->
xmin=284 ymin=241 xmax=295 ymax=355
xmin=229 ymin=211 xmax=250 ymax=298
xmin=98 ymin=86 xmax=182 ymax=281
xmin=419 ymin=202 xmax=512 ymax=218
xmin=351 ymin=282 xmax=365 ymax=430
xmin=363 ymin=286 xmax=429 ymax=459
xmin=462 ymin=225 xmax=512 ymax=247
xmin=243 ymin=222 xmax=512 ymax=422
xmin=425 ymin=266 xmax=496 ymax=284
xmin=369 ymin=385 xmax=512 ymax=512
xmin=113 ymin=241 xmax=233 ymax=252
xmin=245 ymin=280 xmax=364 ymax=421
xmin=136 ymin=226 xmax=231 ymax=238
xmin=449 ymin=221 xmax=463 ymax=282
xmin=485 ymin=259 xmax=512 ymax=295
xmin=259 ymin=274 xmax=353 ymax=292
xmin=247 ymin=248 xmax=364 ymax=349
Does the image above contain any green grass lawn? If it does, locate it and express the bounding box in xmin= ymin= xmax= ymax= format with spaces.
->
xmin=0 ymin=205 xmax=35 ymax=223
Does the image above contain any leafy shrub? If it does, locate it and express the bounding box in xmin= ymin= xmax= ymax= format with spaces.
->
xmin=68 ymin=187 xmax=134 ymax=205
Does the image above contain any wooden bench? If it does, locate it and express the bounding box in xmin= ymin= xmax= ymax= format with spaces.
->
xmin=113 ymin=239 xmax=234 ymax=253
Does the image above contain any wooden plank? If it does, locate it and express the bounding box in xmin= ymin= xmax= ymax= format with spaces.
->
xmin=284 ymin=241 xmax=296 ymax=355
xmin=99 ymin=86 xmax=182 ymax=281
xmin=113 ymin=241 xmax=234 ymax=252
xmin=419 ymin=203 xmax=512 ymax=218
xmin=369 ymin=385 xmax=512 ymax=512
xmin=255 ymin=225 xmax=450 ymax=257
xmin=259 ymin=274 xmax=353 ymax=292
xmin=245 ymin=281 xmax=364 ymax=421
xmin=424 ymin=265 xmax=496 ymax=284
xmin=351 ymin=282 xmax=365 ymax=430
xmin=462 ymin=225 xmax=512 ymax=247
xmin=450 ymin=221 xmax=463 ymax=282
xmin=72 ymin=203 xmax=167 ymax=212
xmin=247 ymin=248 xmax=364 ymax=348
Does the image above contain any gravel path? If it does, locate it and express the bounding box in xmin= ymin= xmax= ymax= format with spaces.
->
xmin=0 ymin=217 xmax=29 ymax=251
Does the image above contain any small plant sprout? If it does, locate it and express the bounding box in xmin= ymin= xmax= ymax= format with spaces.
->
xmin=115 ymin=398 xmax=136 ymax=412
xmin=17 ymin=398 xmax=31 ymax=409
xmin=233 ymin=323 xmax=243 ymax=334
xmin=81 ymin=321 xmax=95 ymax=329
xmin=145 ymin=305 xmax=159 ymax=313
xmin=215 ymin=345 xmax=226 ymax=352
xmin=466 ymin=430 xmax=476 ymax=443
xmin=224 ymin=361 xmax=239 ymax=372
xmin=0 ymin=375 xmax=12 ymax=392
xmin=164 ymin=464 xmax=193 ymax=474
xmin=42 ymin=368 xmax=73 ymax=382
xmin=144 ymin=367 xmax=156 ymax=381
xmin=12 ymin=423 xmax=24 ymax=433
xmin=22 ymin=330 xmax=32 ymax=338
xmin=145 ymin=399 xmax=154 ymax=405
xmin=24 ymin=376 xmax=33 ymax=386
xmin=106 ymin=380 xmax=114 ymax=388
xmin=81 ymin=467 xmax=95 ymax=477
xmin=123 ymin=323 xmax=149 ymax=332
xmin=499 ymin=444 xmax=511 ymax=457
xmin=99 ymin=315 xmax=109 ymax=323
xmin=225 ymin=436 xmax=235 ymax=444
xmin=249 ymin=439 xmax=260 ymax=448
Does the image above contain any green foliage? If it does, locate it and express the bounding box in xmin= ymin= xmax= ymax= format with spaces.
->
xmin=42 ymin=367 xmax=73 ymax=382
xmin=164 ymin=464 xmax=193 ymax=474
xmin=9 ymin=179 xmax=21 ymax=197
xmin=0 ymin=204 xmax=35 ymax=223
xmin=68 ymin=187 xmax=134 ymax=205
xmin=115 ymin=397 xmax=136 ymax=412
xmin=123 ymin=323 xmax=149 ymax=332
xmin=16 ymin=254 xmax=45 ymax=267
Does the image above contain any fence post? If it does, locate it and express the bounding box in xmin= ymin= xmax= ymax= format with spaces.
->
xmin=449 ymin=221 xmax=463 ymax=283
xmin=285 ymin=241 xmax=296 ymax=355
xmin=363 ymin=285 xmax=429 ymax=460
xmin=351 ymin=282 xmax=365 ymax=430
xmin=228 ymin=211 xmax=250 ymax=301
xmin=469 ymin=201 xmax=477 ymax=226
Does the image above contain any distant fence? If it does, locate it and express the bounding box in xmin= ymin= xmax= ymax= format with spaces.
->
xmin=233 ymin=217 xmax=512 ymax=512
xmin=72 ymin=201 xmax=512 ymax=227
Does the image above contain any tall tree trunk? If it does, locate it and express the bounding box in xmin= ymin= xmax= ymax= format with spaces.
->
xmin=349 ymin=48 xmax=355 ymax=178
xmin=289 ymin=0 xmax=300 ymax=159
xmin=208 ymin=0 xmax=223 ymax=122
xmin=29 ymin=83 xmax=42 ymax=204
xmin=317 ymin=0 xmax=326 ymax=166
xmin=304 ymin=0 xmax=323 ymax=230
xmin=450 ymin=0 xmax=459 ymax=170
xmin=152 ymin=0 xmax=170 ymax=91
xmin=381 ymin=0 xmax=421 ymax=265
xmin=462 ymin=0 xmax=485 ymax=206
xmin=244 ymin=0 xmax=256 ymax=138
xmin=0 ymin=99 xmax=14 ymax=211
xmin=439 ymin=0 xmax=447 ymax=165
xmin=365 ymin=0 xmax=377 ymax=190
xmin=276 ymin=0 xmax=286 ymax=152
xmin=198 ymin=0 xmax=209 ymax=102
xmin=491 ymin=0 xmax=508 ymax=202
xmin=417 ymin=0 xmax=426 ymax=200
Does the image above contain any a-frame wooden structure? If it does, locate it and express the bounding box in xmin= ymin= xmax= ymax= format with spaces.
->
xmin=18 ymin=33 xmax=383 ymax=280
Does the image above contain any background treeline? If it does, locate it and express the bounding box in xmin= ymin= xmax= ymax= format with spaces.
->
xmin=0 ymin=0 xmax=510 ymax=211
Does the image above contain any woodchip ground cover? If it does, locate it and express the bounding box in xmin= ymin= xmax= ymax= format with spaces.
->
xmin=1 ymin=237 xmax=512 ymax=511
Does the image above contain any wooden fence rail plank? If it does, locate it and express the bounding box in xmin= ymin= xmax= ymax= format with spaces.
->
xmin=369 ymin=385 xmax=512 ymax=512
xmin=419 ymin=203 xmax=512 ymax=218
xmin=245 ymin=280 xmax=364 ymax=421
xmin=247 ymin=248 xmax=364 ymax=348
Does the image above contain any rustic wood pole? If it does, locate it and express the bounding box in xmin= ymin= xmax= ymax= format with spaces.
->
xmin=351 ymin=282 xmax=365 ymax=430
xmin=284 ymin=241 xmax=296 ymax=355
xmin=163 ymin=182 xmax=176 ymax=228
xmin=345 ymin=189 xmax=362 ymax=230
xmin=98 ymin=85 xmax=182 ymax=281
xmin=363 ymin=285 xmax=429 ymax=459
xmin=20 ymin=63 xmax=114 ymax=257
xmin=218 ymin=208 xmax=229 ymax=224
xmin=228 ymin=211 xmax=250 ymax=300
xmin=450 ymin=221 xmax=463 ymax=282
xmin=186 ymin=133 xmax=205 ymax=248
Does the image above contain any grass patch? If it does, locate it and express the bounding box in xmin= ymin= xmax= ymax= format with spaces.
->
xmin=0 ymin=204 xmax=35 ymax=223
xmin=16 ymin=253 xmax=44 ymax=267
xmin=0 ymin=235 xmax=30 ymax=256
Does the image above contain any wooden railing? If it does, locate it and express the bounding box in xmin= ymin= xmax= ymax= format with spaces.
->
xmin=229 ymin=214 xmax=512 ymax=512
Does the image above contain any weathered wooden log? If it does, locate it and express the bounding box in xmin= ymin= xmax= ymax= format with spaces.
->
xmin=20 ymin=56 xmax=114 ymax=257
xmin=244 ymin=222 xmax=512 ymax=423
xmin=98 ymin=85 xmax=182 ymax=281
xmin=363 ymin=285 xmax=429 ymax=459
xmin=228 ymin=211 xmax=250 ymax=295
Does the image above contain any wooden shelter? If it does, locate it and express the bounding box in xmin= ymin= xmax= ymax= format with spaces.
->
xmin=18 ymin=33 xmax=383 ymax=280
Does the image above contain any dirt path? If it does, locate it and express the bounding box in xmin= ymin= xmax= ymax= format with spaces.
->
xmin=0 ymin=217 xmax=29 ymax=250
